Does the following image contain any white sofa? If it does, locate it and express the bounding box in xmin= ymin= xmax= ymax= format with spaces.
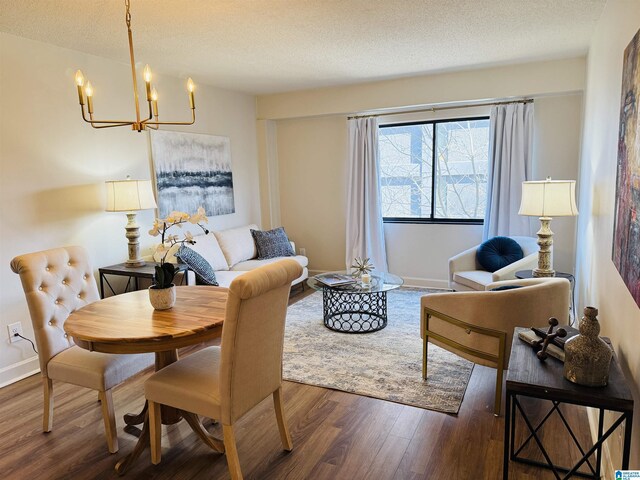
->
xmin=152 ymin=224 xmax=309 ymax=288
xmin=448 ymin=236 xmax=539 ymax=291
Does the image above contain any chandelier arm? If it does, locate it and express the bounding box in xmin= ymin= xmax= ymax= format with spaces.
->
xmin=144 ymin=109 xmax=196 ymax=127
xmin=80 ymin=106 xmax=134 ymax=126
xmin=91 ymin=123 xmax=139 ymax=129
xmin=143 ymin=101 xmax=153 ymax=122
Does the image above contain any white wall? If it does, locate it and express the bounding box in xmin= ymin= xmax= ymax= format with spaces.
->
xmin=0 ymin=33 xmax=260 ymax=386
xmin=575 ymin=0 xmax=640 ymax=471
xmin=259 ymin=60 xmax=585 ymax=286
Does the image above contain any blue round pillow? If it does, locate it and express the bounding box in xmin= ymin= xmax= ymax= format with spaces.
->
xmin=476 ymin=236 xmax=524 ymax=273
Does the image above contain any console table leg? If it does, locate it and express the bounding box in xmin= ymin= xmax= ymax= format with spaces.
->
xmin=503 ymin=392 xmax=511 ymax=480
xmin=622 ymin=412 xmax=633 ymax=469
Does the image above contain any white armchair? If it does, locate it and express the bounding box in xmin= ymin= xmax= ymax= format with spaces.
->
xmin=449 ymin=236 xmax=539 ymax=291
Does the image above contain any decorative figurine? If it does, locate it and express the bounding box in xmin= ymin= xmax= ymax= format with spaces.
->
xmin=531 ymin=317 xmax=567 ymax=361
xmin=351 ymin=257 xmax=375 ymax=276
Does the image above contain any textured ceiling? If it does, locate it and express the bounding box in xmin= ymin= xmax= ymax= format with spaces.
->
xmin=0 ymin=0 xmax=606 ymax=95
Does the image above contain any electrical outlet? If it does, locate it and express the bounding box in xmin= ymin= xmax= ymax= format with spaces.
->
xmin=8 ymin=322 xmax=23 ymax=344
xmin=299 ymin=247 xmax=306 ymax=256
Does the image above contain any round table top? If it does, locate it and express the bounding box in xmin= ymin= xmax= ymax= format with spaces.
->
xmin=307 ymin=271 xmax=404 ymax=293
xmin=64 ymin=286 xmax=228 ymax=354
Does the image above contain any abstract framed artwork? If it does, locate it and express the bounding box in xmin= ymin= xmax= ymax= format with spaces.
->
xmin=612 ymin=28 xmax=640 ymax=307
xmin=150 ymin=130 xmax=235 ymax=218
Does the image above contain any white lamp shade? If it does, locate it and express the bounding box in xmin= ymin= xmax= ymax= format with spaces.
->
xmin=518 ymin=179 xmax=578 ymax=217
xmin=105 ymin=179 xmax=157 ymax=212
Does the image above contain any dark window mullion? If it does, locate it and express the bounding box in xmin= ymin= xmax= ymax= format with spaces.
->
xmin=430 ymin=122 xmax=436 ymax=220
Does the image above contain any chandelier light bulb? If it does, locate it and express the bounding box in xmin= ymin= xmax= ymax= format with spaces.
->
xmin=85 ymin=81 xmax=94 ymax=97
xmin=143 ymin=64 xmax=152 ymax=83
xmin=187 ymin=78 xmax=195 ymax=93
xmin=151 ymin=87 xmax=158 ymax=101
xmin=75 ymin=70 xmax=85 ymax=87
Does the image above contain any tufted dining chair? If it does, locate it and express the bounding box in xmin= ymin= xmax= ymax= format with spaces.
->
xmin=421 ymin=277 xmax=570 ymax=416
xmin=10 ymin=246 xmax=153 ymax=453
xmin=144 ymin=259 xmax=303 ymax=480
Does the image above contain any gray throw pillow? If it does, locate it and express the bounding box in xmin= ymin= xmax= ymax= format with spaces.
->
xmin=176 ymin=246 xmax=219 ymax=286
xmin=250 ymin=227 xmax=295 ymax=259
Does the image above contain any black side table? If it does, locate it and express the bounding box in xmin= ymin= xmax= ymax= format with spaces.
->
xmin=504 ymin=328 xmax=634 ymax=479
xmin=98 ymin=262 xmax=190 ymax=299
xmin=516 ymin=269 xmax=576 ymax=323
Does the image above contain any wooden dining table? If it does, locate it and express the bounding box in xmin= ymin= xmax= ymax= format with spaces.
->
xmin=64 ymin=286 xmax=228 ymax=475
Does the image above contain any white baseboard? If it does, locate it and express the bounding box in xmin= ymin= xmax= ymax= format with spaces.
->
xmin=308 ymin=270 xmax=450 ymax=290
xmin=0 ymin=356 xmax=40 ymax=388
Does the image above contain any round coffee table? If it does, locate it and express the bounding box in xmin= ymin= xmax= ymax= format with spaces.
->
xmin=307 ymin=271 xmax=403 ymax=333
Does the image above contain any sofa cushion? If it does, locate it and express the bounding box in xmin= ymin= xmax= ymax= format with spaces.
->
xmin=214 ymin=224 xmax=259 ymax=267
xmin=213 ymin=270 xmax=248 ymax=288
xmin=476 ymin=236 xmax=524 ymax=273
xmin=176 ymin=246 xmax=219 ymax=286
xmin=453 ymin=270 xmax=494 ymax=291
xmin=187 ymin=233 xmax=229 ymax=271
xmin=250 ymin=227 xmax=295 ymax=259
xmin=231 ymin=255 xmax=309 ymax=271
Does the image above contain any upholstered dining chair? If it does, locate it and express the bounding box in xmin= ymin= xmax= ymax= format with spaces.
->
xmin=421 ymin=277 xmax=570 ymax=415
xmin=144 ymin=258 xmax=303 ymax=480
xmin=10 ymin=246 xmax=153 ymax=453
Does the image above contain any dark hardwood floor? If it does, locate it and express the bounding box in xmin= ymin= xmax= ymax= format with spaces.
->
xmin=0 ymin=289 xmax=595 ymax=479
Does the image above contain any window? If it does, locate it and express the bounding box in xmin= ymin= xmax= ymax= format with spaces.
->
xmin=379 ymin=117 xmax=490 ymax=223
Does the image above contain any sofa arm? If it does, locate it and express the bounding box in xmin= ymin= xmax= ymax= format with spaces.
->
xmin=491 ymin=252 xmax=538 ymax=282
xmin=448 ymin=246 xmax=480 ymax=282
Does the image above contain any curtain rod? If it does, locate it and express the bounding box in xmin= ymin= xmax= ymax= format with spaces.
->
xmin=347 ymin=98 xmax=534 ymax=120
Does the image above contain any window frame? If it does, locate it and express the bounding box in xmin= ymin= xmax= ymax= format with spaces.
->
xmin=379 ymin=115 xmax=489 ymax=225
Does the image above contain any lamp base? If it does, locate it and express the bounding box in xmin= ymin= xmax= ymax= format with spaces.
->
xmin=125 ymin=259 xmax=146 ymax=268
xmin=534 ymin=216 xmax=554 ymax=278
xmin=124 ymin=213 xmax=145 ymax=268
xmin=532 ymin=268 xmax=555 ymax=278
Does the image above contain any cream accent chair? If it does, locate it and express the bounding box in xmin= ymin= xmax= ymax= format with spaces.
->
xmin=144 ymin=258 xmax=303 ymax=480
xmin=10 ymin=246 xmax=153 ymax=453
xmin=449 ymin=236 xmax=539 ymax=291
xmin=421 ymin=277 xmax=570 ymax=415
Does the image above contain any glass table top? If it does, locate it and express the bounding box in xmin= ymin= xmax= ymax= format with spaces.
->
xmin=307 ymin=271 xmax=404 ymax=293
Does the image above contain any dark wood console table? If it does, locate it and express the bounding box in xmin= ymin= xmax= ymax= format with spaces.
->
xmin=504 ymin=327 xmax=634 ymax=479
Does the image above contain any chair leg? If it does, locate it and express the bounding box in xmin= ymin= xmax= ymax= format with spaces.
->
xmin=422 ymin=330 xmax=429 ymax=380
xmin=149 ymin=401 xmax=162 ymax=465
xmin=223 ymin=424 xmax=243 ymax=480
xmin=273 ymin=387 xmax=293 ymax=451
xmin=43 ymin=377 xmax=53 ymax=432
xmin=98 ymin=390 xmax=119 ymax=453
xmin=494 ymin=367 xmax=504 ymax=417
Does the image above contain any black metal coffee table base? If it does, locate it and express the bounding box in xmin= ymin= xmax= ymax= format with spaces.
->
xmin=322 ymin=288 xmax=387 ymax=333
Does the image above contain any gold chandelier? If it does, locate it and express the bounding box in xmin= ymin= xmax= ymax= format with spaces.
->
xmin=74 ymin=0 xmax=196 ymax=132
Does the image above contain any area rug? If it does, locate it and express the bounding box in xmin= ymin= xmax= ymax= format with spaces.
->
xmin=283 ymin=287 xmax=474 ymax=414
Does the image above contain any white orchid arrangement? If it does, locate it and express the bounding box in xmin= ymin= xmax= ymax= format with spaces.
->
xmin=148 ymin=207 xmax=209 ymax=288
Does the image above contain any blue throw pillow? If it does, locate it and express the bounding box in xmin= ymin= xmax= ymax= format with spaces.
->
xmin=250 ymin=227 xmax=295 ymax=259
xmin=490 ymin=285 xmax=524 ymax=291
xmin=176 ymin=246 xmax=219 ymax=286
xmin=476 ymin=236 xmax=524 ymax=273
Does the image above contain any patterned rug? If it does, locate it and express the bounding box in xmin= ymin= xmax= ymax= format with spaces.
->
xmin=283 ymin=287 xmax=474 ymax=414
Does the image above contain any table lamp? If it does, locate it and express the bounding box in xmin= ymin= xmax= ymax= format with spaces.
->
xmin=105 ymin=176 xmax=157 ymax=267
xmin=518 ymin=178 xmax=578 ymax=277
